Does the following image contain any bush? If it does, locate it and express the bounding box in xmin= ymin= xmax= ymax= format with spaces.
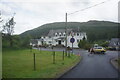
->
xmin=100 ymin=41 xmax=109 ymax=47
xmin=78 ymin=39 xmax=92 ymax=50
xmin=2 ymin=34 xmax=32 ymax=49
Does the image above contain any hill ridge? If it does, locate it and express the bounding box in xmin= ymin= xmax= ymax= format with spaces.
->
xmin=20 ymin=20 xmax=119 ymax=41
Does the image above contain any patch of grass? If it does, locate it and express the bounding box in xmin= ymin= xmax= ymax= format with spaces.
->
xmin=3 ymin=49 xmax=80 ymax=78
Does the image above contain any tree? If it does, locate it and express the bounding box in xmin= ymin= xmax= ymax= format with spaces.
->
xmin=78 ymin=40 xmax=86 ymax=48
xmin=2 ymin=16 xmax=16 ymax=47
xmin=78 ymin=37 xmax=92 ymax=50
xmin=21 ymin=35 xmax=32 ymax=48
xmin=100 ymin=41 xmax=109 ymax=47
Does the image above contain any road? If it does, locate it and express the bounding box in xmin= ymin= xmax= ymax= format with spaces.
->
xmin=34 ymin=47 xmax=119 ymax=78
xmin=61 ymin=50 xmax=119 ymax=78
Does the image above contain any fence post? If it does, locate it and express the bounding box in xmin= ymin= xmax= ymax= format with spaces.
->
xmin=68 ymin=50 xmax=70 ymax=58
xmin=65 ymin=49 xmax=67 ymax=57
xmin=62 ymin=50 xmax=64 ymax=65
xmin=30 ymin=45 xmax=32 ymax=52
xmin=63 ymin=50 xmax=64 ymax=61
xmin=53 ymin=51 xmax=55 ymax=64
xmin=33 ymin=53 xmax=36 ymax=71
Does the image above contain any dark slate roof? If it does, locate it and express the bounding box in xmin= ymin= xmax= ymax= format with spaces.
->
xmin=47 ymin=28 xmax=83 ymax=37
xmin=109 ymin=38 xmax=120 ymax=47
xmin=47 ymin=29 xmax=72 ymax=36
xmin=55 ymin=37 xmax=65 ymax=41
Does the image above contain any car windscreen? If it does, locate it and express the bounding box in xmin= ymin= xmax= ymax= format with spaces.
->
xmin=97 ymin=47 xmax=102 ymax=49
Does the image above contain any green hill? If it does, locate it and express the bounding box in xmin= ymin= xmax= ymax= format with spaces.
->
xmin=20 ymin=20 xmax=119 ymax=42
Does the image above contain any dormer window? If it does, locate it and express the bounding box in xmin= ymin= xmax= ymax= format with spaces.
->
xmin=55 ymin=33 xmax=57 ymax=37
xmin=59 ymin=33 xmax=62 ymax=36
xmin=63 ymin=32 xmax=66 ymax=36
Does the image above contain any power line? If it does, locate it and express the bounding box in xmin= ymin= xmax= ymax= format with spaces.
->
xmin=68 ymin=0 xmax=111 ymax=15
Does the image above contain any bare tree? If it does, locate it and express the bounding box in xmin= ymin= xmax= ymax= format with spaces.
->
xmin=2 ymin=13 xmax=16 ymax=47
xmin=2 ymin=17 xmax=15 ymax=35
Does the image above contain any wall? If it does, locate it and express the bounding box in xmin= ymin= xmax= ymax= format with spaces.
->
xmin=36 ymin=32 xmax=87 ymax=48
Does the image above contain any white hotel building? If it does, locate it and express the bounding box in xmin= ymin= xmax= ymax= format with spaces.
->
xmin=30 ymin=29 xmax=87 ymax=48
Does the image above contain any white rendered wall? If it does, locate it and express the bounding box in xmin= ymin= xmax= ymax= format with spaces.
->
xmin=37 ymin=32 xmax=87 ymax=48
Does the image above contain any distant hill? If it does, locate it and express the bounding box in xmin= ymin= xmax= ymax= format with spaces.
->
xmin=20 ymin=20 xmax=119 ymax=41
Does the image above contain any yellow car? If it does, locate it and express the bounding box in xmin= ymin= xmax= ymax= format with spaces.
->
xmin=93 ymin=47 xmax=106 ymax=54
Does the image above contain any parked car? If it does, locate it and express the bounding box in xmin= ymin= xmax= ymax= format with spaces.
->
xmin=92 ymin=47 xmax=106 ymax=54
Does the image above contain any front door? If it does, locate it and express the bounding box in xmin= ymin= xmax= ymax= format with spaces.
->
xmin=58 ymin=40 xmax=61 ymax=45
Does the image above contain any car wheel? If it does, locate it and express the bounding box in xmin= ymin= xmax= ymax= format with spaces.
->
xmin=101 ymin=51 xmax=104 ymax=54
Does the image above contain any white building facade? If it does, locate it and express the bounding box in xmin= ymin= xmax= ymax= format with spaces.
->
xmin=31 ymin=29 xmax=87 ymax=48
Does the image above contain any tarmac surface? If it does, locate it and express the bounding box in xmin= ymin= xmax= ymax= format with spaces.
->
xmin=61 ymin=50 xmax=119 ymax=78
xmin=34 ymin=47 xmax=119 ymax=78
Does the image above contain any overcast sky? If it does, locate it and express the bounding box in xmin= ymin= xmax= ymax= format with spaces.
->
xmin=0 ymin=0 xmax=119 ymax=34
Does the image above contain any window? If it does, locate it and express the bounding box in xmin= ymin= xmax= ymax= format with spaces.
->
xmin=77 ymin=33 xmax=79 ymax=36
xmin=55 ymin=33 xmax=57 ymax=37
xmin=49 ymin=41 xmax=51 ymax=43
xmin=77 ymin=39 xmax=79 ymax=43
xmin=59 ymin=33 xmax=62 ymax=36
xmin=63 ymin=32 xmax=66 ymax=36
xmin=97 ymin=47 xmax=102 ymax=49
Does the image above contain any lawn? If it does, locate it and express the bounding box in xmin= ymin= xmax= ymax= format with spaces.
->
xmin=3 ymin=49 xmax=80 ymax=78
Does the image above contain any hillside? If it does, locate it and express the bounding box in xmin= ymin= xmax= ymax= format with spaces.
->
xmin=20 ymin=20 xmax=119 ymax=41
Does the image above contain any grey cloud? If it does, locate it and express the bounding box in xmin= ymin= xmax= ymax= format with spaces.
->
xmin=70 ymin=0 xmax=90 ymax=7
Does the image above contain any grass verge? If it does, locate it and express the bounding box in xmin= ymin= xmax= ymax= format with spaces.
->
xmin=3 ymin=49 xmax=80 ymax=78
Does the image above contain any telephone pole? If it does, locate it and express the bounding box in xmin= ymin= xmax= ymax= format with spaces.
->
xmin=65 ymin=13 xmax=67 ymax=55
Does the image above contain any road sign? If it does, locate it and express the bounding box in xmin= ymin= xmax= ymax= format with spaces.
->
xmin=70 ymin=38 xmax=75 ymax=43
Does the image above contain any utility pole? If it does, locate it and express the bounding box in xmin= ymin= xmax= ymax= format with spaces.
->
xmin=52 ymin=29 xmax=53 ymax=51
xmin=65 ymin=13 xmax=67 ymax=55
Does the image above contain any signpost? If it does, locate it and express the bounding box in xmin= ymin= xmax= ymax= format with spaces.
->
xmin=70 ymin=37 xmax=75 ymax=54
